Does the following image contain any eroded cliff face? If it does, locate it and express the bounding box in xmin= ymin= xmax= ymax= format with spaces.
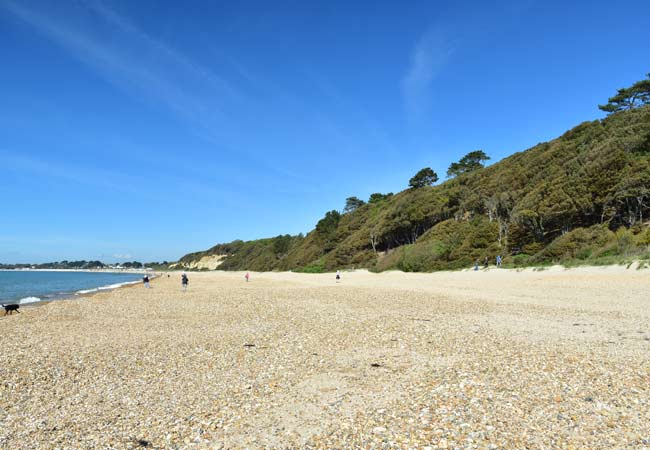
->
xmin=173 ymin=254 xmax=227 ymax=270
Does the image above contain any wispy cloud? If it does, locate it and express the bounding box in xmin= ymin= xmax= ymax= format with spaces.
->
xmin=0 ymin=0 xmax=370 ymax=193
xmin=0 ymin=152 xmax=246 ymax=209
xmin=3 ymin=1 xmax=237 ymax=138
xmin=1 ymin=1 xmax=312 ymax=189
xmin=2 ymin=153 xmax=142 ymax=194
xmin=1 ymin=0 xmax=402 ymax=197
xmin=402 ymin=27 xmax=455 ymax=117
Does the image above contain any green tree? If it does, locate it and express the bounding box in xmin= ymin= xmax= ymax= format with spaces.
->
xmin=315 ymin=210 xmax=342 ymax=252
xmin=409 ymin=168 xmax=438 ymax=189
xmin=447 ymin=150 xmax=490 ymax=178
xmin=123 ymin=261 xmax=143 ymax=268
xmin=344 ymin=196 xmax=366 ymax=213
xmin=599 ymin=74 xmax=650 ymax=114
xmin=315 ymin=210 xmax=341 ymax=235
xmin=368 ymin=192 xmax=393 ymax=203
xmin=272 ymin=234 xmax=293 ymax=256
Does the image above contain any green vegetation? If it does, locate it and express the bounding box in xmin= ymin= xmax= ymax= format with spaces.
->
xmin=446 ymin=150 xmax=491 ymax=178
xmin=144 ymin=261 xmax=172 ymax=270
xmin=179 ymin=76 xmax=650 ymax=273
xmin=178 ymin=234 xmax=307 ymax=272
xmin=409 ymin=167 xmax=439 ymax=189
xmin=0 ymin=261 xmax=104 ymax=270
xmin=368 ymin=192 xmax=393 ymax=203
xmin=0 ymin=260 xmax=182 ymax=270
xmin=344 ymin=196 xmax=366 ymax=213
xmin=599 ymin=74 xmax=650 ymax=114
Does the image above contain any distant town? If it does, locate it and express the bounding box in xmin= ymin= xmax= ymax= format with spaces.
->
xmin=0 ymin=260 xmax=170 ymax=270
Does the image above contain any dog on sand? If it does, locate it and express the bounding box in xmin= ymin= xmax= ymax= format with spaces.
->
xmin=2 ymin=304 xmax=20 ymax=316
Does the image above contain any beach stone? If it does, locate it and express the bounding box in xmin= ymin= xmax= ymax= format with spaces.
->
xmin=1 ymin=269 xmax=649 ymax=449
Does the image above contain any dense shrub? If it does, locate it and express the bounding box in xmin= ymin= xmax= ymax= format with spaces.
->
xmin=179 ymin=105 xmax=650 ymax=272
xmin=533 ymin=225 xmax=615 ymax=262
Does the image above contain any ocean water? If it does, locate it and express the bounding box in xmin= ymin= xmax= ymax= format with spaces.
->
xmin=0 ymin=271 xmax=145 ymax=305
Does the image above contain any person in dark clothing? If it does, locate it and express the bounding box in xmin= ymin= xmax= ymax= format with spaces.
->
xmin=181 ymin=273 xmax=189 ymax=292
xmin=143 ymin=275 xmax=150 ymax=288
xmin=483 ymin=257 xmax=489 ymax=269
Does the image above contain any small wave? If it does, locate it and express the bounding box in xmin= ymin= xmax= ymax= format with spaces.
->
xmin=75 ymin=280 xmax=141 ymax=295
xmin=76 ymin=288 xmax=97 ymax=294
xmin=18 ymin=296 xmax=41 ymax=304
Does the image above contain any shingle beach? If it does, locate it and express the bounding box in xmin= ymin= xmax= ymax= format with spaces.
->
xmin=1 ymin=267 xmax=649 ymax=449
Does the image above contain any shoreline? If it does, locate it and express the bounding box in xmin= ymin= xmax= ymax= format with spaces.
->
xmin=0 ymin=273 xmax=154 ymax=308
xmin=0 ymin=268 xmax=149 ymax=273
xmin=1 ymin=279 xmax=146 ymax=314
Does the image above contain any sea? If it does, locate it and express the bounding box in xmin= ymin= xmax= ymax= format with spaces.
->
xmin=0 ymin=270 xmax=145 ymax=305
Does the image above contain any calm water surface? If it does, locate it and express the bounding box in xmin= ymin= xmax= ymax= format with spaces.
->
xmin=0 ymin=270 xmax=144 ymax=304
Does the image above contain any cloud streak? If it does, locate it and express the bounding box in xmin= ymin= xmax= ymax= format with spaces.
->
xmin=3 ymin=1 xmax=237 ymax=139
xmin=1 ymin=1 xmax=404 ymax=199
xmin=402 ymin=27 xmax=455 ymax=117
xmin=2 ymin=0 xmax=314 ymax=189
xmin=3 ymin=1 xmax=377 ymax=194
xmin=0 ymin=151 xmax=246 ymax=210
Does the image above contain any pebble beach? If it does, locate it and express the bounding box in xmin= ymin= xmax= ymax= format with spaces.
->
xmin=1 ymin=266 xmax=649 ymax=449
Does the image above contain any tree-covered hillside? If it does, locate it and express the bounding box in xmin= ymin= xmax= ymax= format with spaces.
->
xmin=179 ymin=78 xmax=650 ymax=272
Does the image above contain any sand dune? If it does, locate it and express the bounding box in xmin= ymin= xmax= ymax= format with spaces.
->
xmin=1 ymin=266 xmax=649 ymax=449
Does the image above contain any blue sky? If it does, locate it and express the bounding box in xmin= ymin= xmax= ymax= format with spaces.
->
xmin=1 ymin=0 xmax=648 ymax=263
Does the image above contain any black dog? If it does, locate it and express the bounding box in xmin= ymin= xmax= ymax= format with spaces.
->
xmin=2 ymin=304 xmax=20 ymax=316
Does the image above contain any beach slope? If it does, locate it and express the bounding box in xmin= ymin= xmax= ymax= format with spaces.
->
xmin=1 ymin=267 xmax=649 ymax=448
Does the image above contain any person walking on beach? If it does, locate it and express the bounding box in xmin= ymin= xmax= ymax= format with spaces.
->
xmin=335 ymin=270 xmax=341 ymax=283
xmin=181 ymin=273 xmax=189 ymax=292
xmin=474 ymin=259 xmax=479 ymax=271
xmin=483 ymin=256 xmax=489 ymax=269
xmin=143 ymin=274 xmax=150 ymax=288
xmin=245 ymin=272 xmax=250 ymax=282
xmin=496 ymin=255 xmax=502 ymax=267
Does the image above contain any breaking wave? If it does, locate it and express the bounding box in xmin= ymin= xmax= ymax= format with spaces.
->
xmin=75 ymin=280 xmax=141 ymax=295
